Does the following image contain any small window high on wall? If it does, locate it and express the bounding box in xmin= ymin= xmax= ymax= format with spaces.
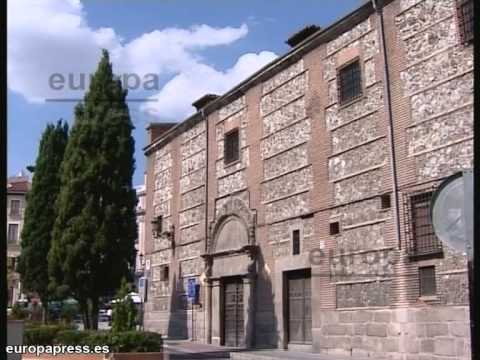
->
xmin=419 ymin=266 xmax=437 ymax=297
xmin=224 ymin=129 xmax=240 ymax=165
xmin=337 ymin=59 xmax=362 ymax=104
xmin=292 ymin=229 xmax=300 ymax=255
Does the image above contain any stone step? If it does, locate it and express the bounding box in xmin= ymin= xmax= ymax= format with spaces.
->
xmin=230 ymin=350 xmax=383 ymax=360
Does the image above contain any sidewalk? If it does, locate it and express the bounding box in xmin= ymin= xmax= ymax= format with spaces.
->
xmin=163 ymin=340 xmax=234 ymax=359
xmin=230 ymin=350 xmax=383 ymax=360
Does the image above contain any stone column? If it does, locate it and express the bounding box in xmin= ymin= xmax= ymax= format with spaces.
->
xmin=243 ymin=275 xmax=256 ymax=348
xmin=211 ymin=279 xmax=221 ymax=346
xmin=205 ymin=279 xmax=212 ymax=344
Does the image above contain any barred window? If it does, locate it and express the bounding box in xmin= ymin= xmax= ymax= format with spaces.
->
xmin=405 ymin=191 xmax=443 ymax=259
xmin=224 ymin=129 xmax=240 ymax=165
xmin=457 ymin=0 xmax=474 ymax=44
xmin=419 ymin=266 xmax=437 ymax=296
xmin=337 ymin=60 xmax=362 ymax=104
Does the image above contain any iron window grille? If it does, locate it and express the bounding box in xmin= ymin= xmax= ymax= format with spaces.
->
xmin=224 ymin=129 xmax=240 ymax=164
xmin=419 ymin=266 xmax=437 ymax=296
xmin=457 ymin=0 xmax=474 ymax=44
xmin=337 ymin=59 xmax=363 ymax=104
xmin=403 ymin=190 xmax=443 ymax=259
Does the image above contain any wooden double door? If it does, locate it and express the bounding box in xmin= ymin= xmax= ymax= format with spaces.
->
xmin=286 ymin=269 xmax=312 ymax=344
xmin=223 ymin=277 xmax=244 ymax=347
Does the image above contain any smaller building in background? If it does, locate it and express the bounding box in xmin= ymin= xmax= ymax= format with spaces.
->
xmin=134 ymin=176 xmax=147 ymax=289
xmin=7 ymin=171 xmax=31 ymax=307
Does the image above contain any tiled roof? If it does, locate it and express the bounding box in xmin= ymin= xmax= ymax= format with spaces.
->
xmin=7 ymin=180 xmax=30 ymax=193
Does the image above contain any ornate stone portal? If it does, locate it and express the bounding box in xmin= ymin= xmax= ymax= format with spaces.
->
xmin=202 ymin=198 xmax=257 ymax=348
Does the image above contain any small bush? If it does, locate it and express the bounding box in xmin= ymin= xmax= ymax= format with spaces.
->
xmin=25 ymin=325 xmax=162 ymax=352
xmin=24 ymin=324 xmax=74 ymax=345
xmin=108 ymin=331 xmax=163 ymax=353
xmin=54 ymin=330 xmax=93 ymax=345
xmin=112 ymin=279 xmax=137 ymax=332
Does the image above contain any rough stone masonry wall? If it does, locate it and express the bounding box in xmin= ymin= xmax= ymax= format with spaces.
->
xmin=215 ymin=95 xmax=250 ymax=214
xmin=393 ymin=0 xmax=472 ymax=353
xmin=323 ymin=17 xmax=395 ymax=309
xmin=150 ymin=144 xmax=174 ymax=312
xmin=178 ymin=121 xmax=207 ymax=321
xmin=259 ymin=60 xmax=315 ymax=257
xmin=396 ymin=0 xmax=474 ymax=181
xmin=394 ymin=0 xmax=472 ymax=305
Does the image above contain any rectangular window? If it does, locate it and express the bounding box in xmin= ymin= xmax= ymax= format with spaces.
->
xmin=405 ymin=191 xmax=443 ymax=258
xmin=419 ymin=266 xmax=437 ymax=296
xmin=457 ymin=0 xmax=474 ymax=44
xmin=292 ymin=229 xmax=300 ymax=255
xmin=224 ymin=129 xmax=240 ymax=165
xmin=381 ymin=194 xmax=391 ymax=209
xmin=337 ymin=60 xmax=362 ymax=104
xmin=10 ymin=200 xmax=20 ymax=216
xmin=152 ymin=215 xmax=162 ymax=236
xmin=160 ymin=265 xmax=169 ymax=281
xmin=329 ymin=222 xmax=340 ymax=236
xmin=8 ymin=224 xmax=19 ymax=243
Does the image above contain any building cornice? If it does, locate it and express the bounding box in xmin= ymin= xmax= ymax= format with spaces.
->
xmin=143 ymin=0 xmax=394 ymax=156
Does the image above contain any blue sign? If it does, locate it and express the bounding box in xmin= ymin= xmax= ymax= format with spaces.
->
xmin=187 ymin=278 xmax=197 ymax=299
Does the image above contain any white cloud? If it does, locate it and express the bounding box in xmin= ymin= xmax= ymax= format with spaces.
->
xmin=8 ymin=0 xmax=277 ymax=117
xmin=141 ymin=51 xmax=277 ymax=121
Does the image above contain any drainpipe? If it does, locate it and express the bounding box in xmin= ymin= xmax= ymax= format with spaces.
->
xmin=202 ymin=108 xmax=209 ymax=255
xmin=372 ymin=0 xmax=402 ymax=250
xmin=201 ymin=108 xmax=213 ymax=344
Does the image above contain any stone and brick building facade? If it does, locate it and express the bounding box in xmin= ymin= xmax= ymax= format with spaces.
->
xmin=7 ymin=172 xmax=31 ymax=307
xmin=142 ymin=0 xmax=473 ymax=358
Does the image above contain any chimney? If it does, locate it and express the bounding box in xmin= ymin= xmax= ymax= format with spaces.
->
xmin=286 ymin=25 xmax=321 ymax=47
xmin=146 ymin=122 xmax=177 ymax=144
xmin=192 ymin=94 xmax=219 ymax=111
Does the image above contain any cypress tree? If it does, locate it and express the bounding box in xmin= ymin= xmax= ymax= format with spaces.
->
xmin=49 ymin=50 xmax=137 ymax=330
xmin=17 ymin=120 xmax=69 ymax=323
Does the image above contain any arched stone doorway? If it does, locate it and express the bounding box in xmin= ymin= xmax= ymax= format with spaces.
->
xmin=202 ymin=198 xmax=257 ymax=348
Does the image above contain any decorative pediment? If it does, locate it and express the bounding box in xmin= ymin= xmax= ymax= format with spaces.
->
xmin=208 ymin=197 xmax=256 ymax=255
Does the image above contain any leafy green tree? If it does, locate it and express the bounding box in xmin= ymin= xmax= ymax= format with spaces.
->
xmin=17 ymin=120 xmax=69 ymax=323
xmin=112 ymin=278 xmax=137 ymax=332
xmin=48 ymin=50 xmax=137 ymax=330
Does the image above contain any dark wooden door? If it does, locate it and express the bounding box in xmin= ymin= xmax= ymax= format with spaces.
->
xmin=287 ymin=269 xmax=312 ymax=344
xmin=223 ymin=278 xmax=244 ymax=347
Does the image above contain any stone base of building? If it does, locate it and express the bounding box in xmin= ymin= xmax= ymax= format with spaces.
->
xmin=145 ymin=305 xmax=471 ymax=360
xmin=313 ymin=306 xmax=471 ymax=359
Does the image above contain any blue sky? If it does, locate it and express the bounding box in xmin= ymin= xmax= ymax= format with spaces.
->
xmin=8 ymin=0 xmax=363 ymax=186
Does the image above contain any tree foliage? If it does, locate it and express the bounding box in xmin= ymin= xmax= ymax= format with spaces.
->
xmin=48 ymin=50 xmax=137 ymax=330
xmin=17 ymin=120 xmax=69 ymax=315
xmin=111 ymin=278 xmax=137 ymax=332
